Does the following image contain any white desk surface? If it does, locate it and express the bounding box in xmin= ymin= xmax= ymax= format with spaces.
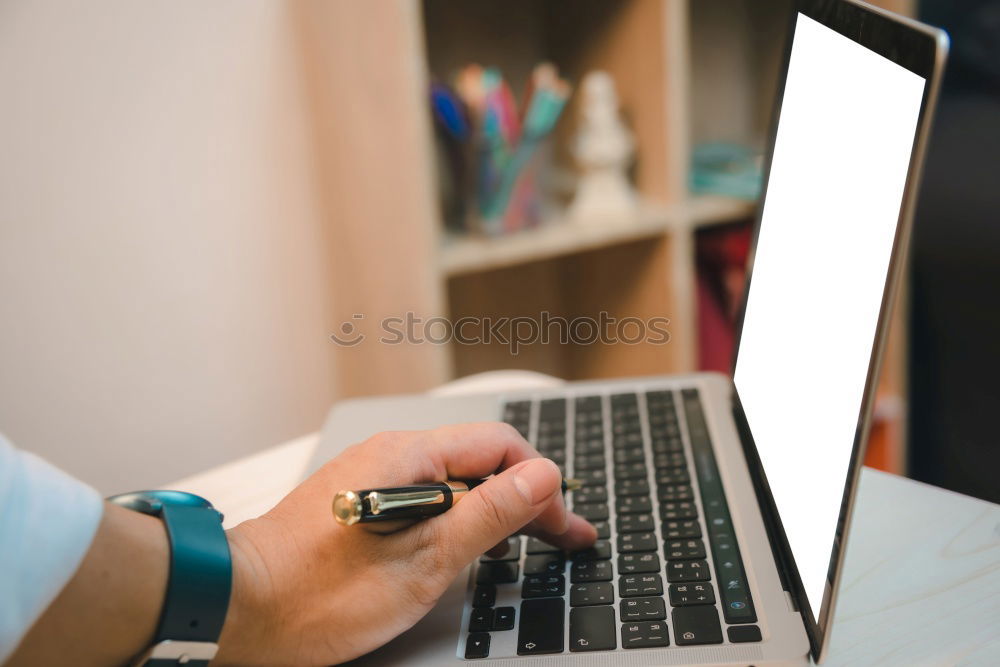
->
xmin=172 ymin=432 xmax=1000 ymax=666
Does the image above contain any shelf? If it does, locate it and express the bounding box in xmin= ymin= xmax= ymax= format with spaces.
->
xmin=439 ymin=195 xmax=754 ymax=277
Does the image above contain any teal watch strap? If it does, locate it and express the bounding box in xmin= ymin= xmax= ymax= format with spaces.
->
xmin=155 ymin=503 xmax=232 ymax=642
xmin=108 ymin=491 xmax=232 ymax=666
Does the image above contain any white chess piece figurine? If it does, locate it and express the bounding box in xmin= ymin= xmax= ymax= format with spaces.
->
xmin=569 ymin=71 xmax=637 ymax=222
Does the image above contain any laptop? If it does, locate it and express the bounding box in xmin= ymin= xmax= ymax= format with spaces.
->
xmin=308 ymin=1 xmax=947 ymax=664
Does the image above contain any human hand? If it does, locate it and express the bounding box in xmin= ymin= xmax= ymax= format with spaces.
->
xmin=215 ymin=423 xmax=597 ymax=665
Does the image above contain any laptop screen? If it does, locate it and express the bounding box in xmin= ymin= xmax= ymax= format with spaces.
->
xmin=732 ymin=12 xmax=925 ymax=620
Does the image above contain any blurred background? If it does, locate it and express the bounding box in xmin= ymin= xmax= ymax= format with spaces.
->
xmin=0 ymin=0 xmax=995 ymax=502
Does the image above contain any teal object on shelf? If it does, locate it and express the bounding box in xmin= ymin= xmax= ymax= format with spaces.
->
xmin=690 ymin=143 xmax=763 ymax=201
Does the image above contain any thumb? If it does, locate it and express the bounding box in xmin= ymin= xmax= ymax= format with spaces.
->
xmin=436 ymin=457 xmax=563 ymax=570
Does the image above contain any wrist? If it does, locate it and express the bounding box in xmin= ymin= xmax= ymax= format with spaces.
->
xmin=213 ymin=520 xmax=279 ymax=666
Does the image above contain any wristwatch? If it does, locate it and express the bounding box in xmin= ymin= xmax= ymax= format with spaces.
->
xmin=107 ymin=490 xmax=232 ymax=666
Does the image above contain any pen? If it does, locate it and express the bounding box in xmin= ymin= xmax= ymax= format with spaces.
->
xmin=333 ymin=478 xmax=582 ymax=526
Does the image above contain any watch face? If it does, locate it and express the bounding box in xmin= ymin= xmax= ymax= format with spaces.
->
xmin=107 ymin=490 xmax=215 ymax=516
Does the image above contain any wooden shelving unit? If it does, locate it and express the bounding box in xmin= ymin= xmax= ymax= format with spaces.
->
xmin=440 ymin=196 xmax=753 ymax=278
xmin=421 ymin=0 xmax=764 ymax=377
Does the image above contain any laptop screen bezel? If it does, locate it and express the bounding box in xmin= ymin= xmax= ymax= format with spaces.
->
xmin=727 ymin=0 xmax=947 ymax=661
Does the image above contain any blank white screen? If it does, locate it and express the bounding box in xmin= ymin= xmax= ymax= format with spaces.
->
xmin=733 ymin=14 xmax=924 ymax=615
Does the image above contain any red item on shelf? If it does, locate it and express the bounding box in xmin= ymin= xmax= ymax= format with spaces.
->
xmin=696 ymin=222 xmax=753 ymax=372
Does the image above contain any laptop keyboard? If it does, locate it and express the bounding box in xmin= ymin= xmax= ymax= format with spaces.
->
xmin=462 ymin=388 xmax=763 ymax=659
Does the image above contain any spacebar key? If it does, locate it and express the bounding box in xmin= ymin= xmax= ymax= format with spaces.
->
xmin=518 ymin=598 xmax=565 ymax=655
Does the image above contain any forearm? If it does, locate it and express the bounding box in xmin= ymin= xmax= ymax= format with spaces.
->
xmin=6 ymin=502 xmax=169 ymax=667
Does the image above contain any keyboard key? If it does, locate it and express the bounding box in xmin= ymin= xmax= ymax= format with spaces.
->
xmin=574 ymin=454 xmax=606 ymax=471
xmin=575 ymin=503 xmax=609 ymax=521
xmin=728 ymin=625 xmax=763 ymax=643
xmin=518 ymin=598 xmax=564 ymax=655
xmin=573 ymin=486 xmax=607 ymax=504
xmin=570 ymin=582 xmax=615 ymax=606
xmin=648 ymin=405 xmax=676 ymax=422
xmin=617 ymin=552 xmax=660 ymax=574
xmin=620 ymin=574 xmax=663 ymax=597
xmin=657 ymin=484 xmax=694 ymax=502
xmin=620 ymin=597 xmax=666 ymax=620
xmin=571 ymin=559 xmax=613 ymax=582
xmin=524 ymin=553 xmax=566 ymax=575
xmin=569 ymin=606 xmax=617 ymax=651
xmin=660 ymin=501 xmax=698 ymax=520
xmin=525 ymin=537 xmax=560 ymax=554
xmin=492 ymin=606 xmax=516 ymax=630
xmin=615 ymin=478 xmax=650 ymax=497
xmin=616 ymin=495 xmax=652 ymax=514
xmin=665 ymin=539 xmax=707 ymax=560
xmin=672 ymin=605 xmax=723 ymax=645
xmin=537 ymin=422 xmax=565 ymax=437
xmin=574 ymin=438 xmax=605 ymax=455
xmin=473 ymin=584 xmax=496 ymax=608
xmin=614 ymin=462 xmax=647 ymax=480
xmin=648 ymin=412 xmax=675 ymax=427
xmin=651 ymin=438 xmax=684 ymax=455
xmin=669 ymin=582 xmax=716 ymax=606
xmin=612 ymin=402 xmax=638 ymax=416
xmin=578 ymin=468 xmax=607 ymax=486
xmin=522 ymin=574 xmax=565 ymax=598
xmin=479 ymin=536 xmax=521 ymax=562
xmin=611 ymin=392 xmax=638 ymax=406
xmin=666 ymin=559 xmax=710 ymax=582
xmin=504 ymin=400 xmax=531 ymax=415
xmin=621 ymin=621 xmax=669 ymax=648
xmin=613 ymin=447 xmax=646 ymax=464
xmin=653 ymin=452 xmax=687 ymax=469
xmin=710 ymin=534 xmax=757 ymax=623
xmin=651 ymin=421 xmax=680 ymax=437
xmin=617 ymin=513 xmax=655 ymax=533
xmin=591 ymin=520 xmax=611 ymax=539
xmin=477 ymin=562 xmax=519 ymax=584
xmin=538 ymin=420 xmax=565 ymax=434
xmin=645 ymin=390 xmax=674 ymax=405
xmin=617 ymin=531 xmax=657 ymax=553
xmin=612 ymin=433 xmax=643 ymax=449
xmin=572 ymin=540 xmax=612 ymax=561
xmin=542 ymin=448 xmax=566 ymax=464
xmin=539 ymin=397 xmax=566 ymax=416
xmin=662 ymin=520 xmax=701 ymax=539
xmin=612 ymin=422 xmax=639 ymax=436
xmin=469 ymin=608 xmax=493 ymax=632
xmin=538 ymin=439 xmax=565 ymax=454
xmin=655 ymin=469 xmax=689 ymax=485
xmin=465 ymin=632 xmax=490 ymax=659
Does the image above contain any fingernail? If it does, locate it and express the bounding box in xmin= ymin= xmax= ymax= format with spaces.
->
xmin=513 ymin=458 xmax=560 ymax=505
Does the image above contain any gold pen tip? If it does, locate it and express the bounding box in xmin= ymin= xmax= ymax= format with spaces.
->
xmin=332 ymin=490 xmax=363 ymax=526
xmin=564 ymin=478 xmax=583 ymax=492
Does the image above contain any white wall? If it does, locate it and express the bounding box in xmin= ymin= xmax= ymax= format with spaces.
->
xmin=0 ymin=0 xmax=337 ymax=493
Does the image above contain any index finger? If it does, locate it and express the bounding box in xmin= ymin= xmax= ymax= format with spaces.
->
xmin=420 ymin=421 xmax=543 ymax=480
xmin=339 ymin=422 xmax=572 ymax=540
xmin=413 ymin=423 xmax=592 ymax=547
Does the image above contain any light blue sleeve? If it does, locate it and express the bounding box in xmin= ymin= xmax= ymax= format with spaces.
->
xmin=0 ymin=434 xmax=104 ymax=662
